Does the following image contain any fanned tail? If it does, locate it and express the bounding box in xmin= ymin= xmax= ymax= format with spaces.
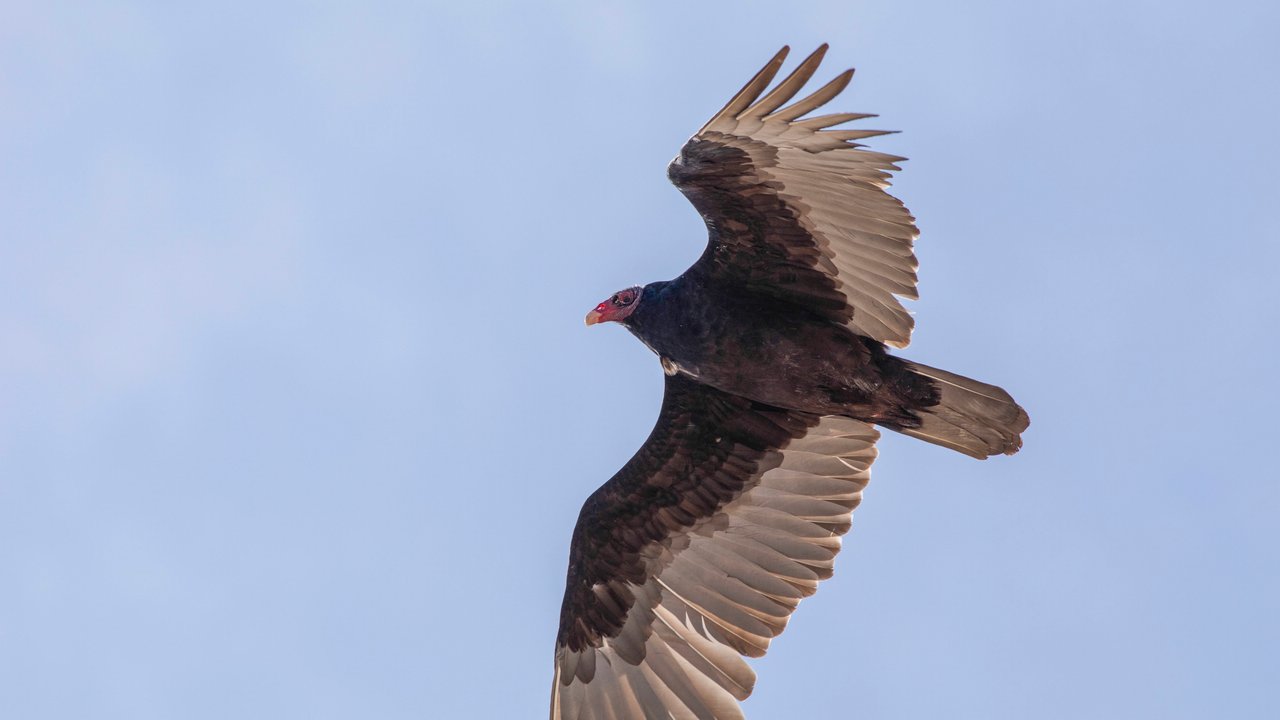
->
xmin=899 ymin=362 xmax=1029 ymax=459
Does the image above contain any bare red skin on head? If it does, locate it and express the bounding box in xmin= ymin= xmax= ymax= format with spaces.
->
xmin=585 ymin=286 xmax=642 ymax=325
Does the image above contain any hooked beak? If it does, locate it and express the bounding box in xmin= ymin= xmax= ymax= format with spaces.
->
xmin=585 ymin=309 xmax=603 ymax=326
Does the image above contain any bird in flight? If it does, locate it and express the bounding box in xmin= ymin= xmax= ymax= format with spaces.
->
xmin=551 ymin=45 xmax=1029 ymax=719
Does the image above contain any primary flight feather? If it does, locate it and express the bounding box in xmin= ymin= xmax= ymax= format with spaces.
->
xmin=552 ymin=45 xmax=1029 ymax=720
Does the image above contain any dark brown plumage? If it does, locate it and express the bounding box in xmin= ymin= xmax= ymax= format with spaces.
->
xmin=558 ymin=375 xmax=814 ymax=656
xmin=554 ymin=45 xmax=1029 ymax=719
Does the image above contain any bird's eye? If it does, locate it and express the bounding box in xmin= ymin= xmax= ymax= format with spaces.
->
xmin=611 ymin=295 xmax=623 ymax=306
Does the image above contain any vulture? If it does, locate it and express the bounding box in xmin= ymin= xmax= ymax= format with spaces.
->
xmin=551 ymin=45 xmax=1029 ymax=719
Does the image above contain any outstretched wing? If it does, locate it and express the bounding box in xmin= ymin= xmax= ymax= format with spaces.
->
xmin=669 ymin=45 xmax=920 ymax=348
xmin=551 ymin=374 xmax=878 ymax=719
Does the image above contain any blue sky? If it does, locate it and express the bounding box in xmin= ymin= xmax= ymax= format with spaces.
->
xmin=2 ymin=1 xmax=1277 ymax=718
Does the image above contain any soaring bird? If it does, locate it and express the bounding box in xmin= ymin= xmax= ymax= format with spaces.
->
xmin=551 ymin=45 xmax=1029 ymax=719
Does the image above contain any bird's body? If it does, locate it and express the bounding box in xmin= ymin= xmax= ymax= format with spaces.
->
xmin=624 ymin=277 xmax=938 ymax=428
xmin=551 ymin=45 xmax=1029 ymax=719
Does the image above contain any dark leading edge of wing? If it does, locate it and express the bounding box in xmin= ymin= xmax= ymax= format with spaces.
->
xmin=556 ymin=375 xmax=811 ymax=655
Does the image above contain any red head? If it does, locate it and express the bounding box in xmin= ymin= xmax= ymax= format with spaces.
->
xmin=585 ymin=286 xmax=643 ymax=326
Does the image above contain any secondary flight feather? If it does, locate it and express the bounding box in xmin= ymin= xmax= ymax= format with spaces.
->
xmin=552 ymin=45 xmax=1029 ymax=719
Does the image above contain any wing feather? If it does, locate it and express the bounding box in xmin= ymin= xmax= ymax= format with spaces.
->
xmin=793 ymin=111 xmax=877 ymax=130
xmin=766 ymin=69 xmax=854 ymax=122
xmin=738 ymin=45 xmax=829 ymax=120
xmin=700 ymin=47 xmax=790 ymax=132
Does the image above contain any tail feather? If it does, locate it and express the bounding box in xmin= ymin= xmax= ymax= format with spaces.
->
xmin=899 ymin=362 xmax=1029 ymax=459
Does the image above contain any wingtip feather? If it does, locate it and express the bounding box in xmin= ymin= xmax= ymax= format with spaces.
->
xmin=702 ymin=46 xmax=791 ymax=132
xmin=740 ymin=44 xmax=830 ymax=120
xmin=768 ymin=68 xmax=855 ymax=122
